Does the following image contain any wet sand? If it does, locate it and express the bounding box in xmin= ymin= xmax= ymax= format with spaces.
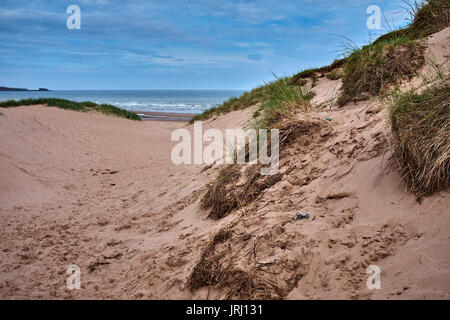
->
xmin=133 ymin=111 xmax=196 ymax=122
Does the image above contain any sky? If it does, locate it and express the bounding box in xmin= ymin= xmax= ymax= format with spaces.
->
xmin=0 ymin=0 xmax=412 ymax=90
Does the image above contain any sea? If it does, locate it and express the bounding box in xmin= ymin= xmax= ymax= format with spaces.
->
xmin=0 ymin=90 xmax=245 ymax=114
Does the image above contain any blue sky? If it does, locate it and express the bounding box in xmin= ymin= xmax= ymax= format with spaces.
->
xmin=0 ymin=0 xmax=412 ymax=90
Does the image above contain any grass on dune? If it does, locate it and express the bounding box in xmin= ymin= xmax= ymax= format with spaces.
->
xmin=251 ymin=76 xmax=314 ymax=130
xmin=196 ymin=0 xmax=450 ymax=226
xmin=201 ymin=75 xmax=314 ymax=131
xmin=190 ymin=56 xmax=345 ymax=124
xmin=387 ymin=80 xmax=450 ymax=197
xmin=190 ymin=75 xmax=315 ymax=125
xmin=0 ymin=98 xmax=141 ymax=120
xmin=337 ymin=36 xmax=426 ymax=106
xmin=380 ymin=0 xmax=450 ymax=43
xmin=337 ymin=0 xmax=449 ymax=107
xmin=191 ymin=0 xmax=449 ymax=120
xmin=189 ymin=57 xmax=346 ymax=124
xmin=199 ymin=77 xmax=315 ymax=220
xmin=371 ymin=0 xmax=449 ymax=46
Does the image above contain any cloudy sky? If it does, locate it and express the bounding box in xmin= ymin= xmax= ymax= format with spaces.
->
xmin=0 ymin=0 xmax=411 ymax=90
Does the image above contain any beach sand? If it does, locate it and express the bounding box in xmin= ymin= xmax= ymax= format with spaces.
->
xmin=0 ymin=105 xmax=255 ymax=299
xmin=133 ymin=110 xmax=195 ymax=122
xmin=0 ymin=102 xmax=449 ymax=300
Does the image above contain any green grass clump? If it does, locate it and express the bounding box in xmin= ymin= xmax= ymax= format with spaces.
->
xmin=338 ymin=37 xmax=425 ymax=106
xmin=405 ymin=0 xmax=450 ymax=40
xmin=190 ymin=73 xmax=317 ymax=125
xmin=190 ymin=57 xmax=347 ymax=124
xmin=252 ymin=77 xmax=314 ymax=130
xmin=387 ymin=81 xmax=450 ymax=196
xmin=0 ymin=98 xmax=141 ymax=120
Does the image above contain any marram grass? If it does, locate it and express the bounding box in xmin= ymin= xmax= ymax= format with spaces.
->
xmin=0 ymin=98 xmax=141 ymax=120
xmin=387 ymin=81 xmax=450 ymax=196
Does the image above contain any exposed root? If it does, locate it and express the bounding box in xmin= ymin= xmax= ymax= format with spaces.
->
xmin=187 ymin=227 xmax=307 ymax=299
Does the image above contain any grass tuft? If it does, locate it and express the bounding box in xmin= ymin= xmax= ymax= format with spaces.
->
xmin=190 ymin=75 xmax=315 ymax=125
xmin=252 ymin=77 xmax=314 ymax=130
xmin=338 ymin=38 xmax=425 ymax=106
xmin=0 ymin=98 xmax=141 ymax=120
xmin=387 ymin=80 xmax=450 ymax=197
xmin=403 ymin=0 xmax=450 ymax=40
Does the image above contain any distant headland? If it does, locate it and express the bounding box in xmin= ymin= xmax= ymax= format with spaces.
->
xmin=0 ymin=86 xmax=50 ymax=91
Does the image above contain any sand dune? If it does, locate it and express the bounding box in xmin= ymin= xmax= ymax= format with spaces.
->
xmin=0 ymin=105 xmax=253 ymax=299
xmin=0 ymin=29 xmax=449 ymax=300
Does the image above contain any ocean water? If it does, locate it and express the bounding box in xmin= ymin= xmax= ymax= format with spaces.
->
xmin=0 ymin=90 xmax=244 ymax=114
